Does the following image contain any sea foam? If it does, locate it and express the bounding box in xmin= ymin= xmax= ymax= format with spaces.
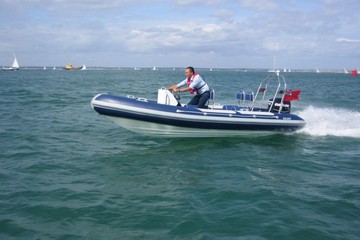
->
xmin=296 ymin=106 xmax=360 ymax=138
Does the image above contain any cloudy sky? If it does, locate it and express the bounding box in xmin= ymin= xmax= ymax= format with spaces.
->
xmin=0 ymin=0 xmax=359 ymax=69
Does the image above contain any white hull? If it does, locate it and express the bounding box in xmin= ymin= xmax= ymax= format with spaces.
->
xmin=105 ymin=115 xmax=276 ymax=137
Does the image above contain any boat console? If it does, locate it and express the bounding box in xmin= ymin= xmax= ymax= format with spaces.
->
xmin=157 ymin=88 xmax=179 ymax=106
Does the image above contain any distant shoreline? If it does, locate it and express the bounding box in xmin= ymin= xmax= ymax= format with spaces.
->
xmin=1 ymin=66 xmax=354 ymax=73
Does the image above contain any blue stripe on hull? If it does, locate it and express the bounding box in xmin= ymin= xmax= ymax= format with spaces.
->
xmin=93 ymin=106 xmax=302 ymax=132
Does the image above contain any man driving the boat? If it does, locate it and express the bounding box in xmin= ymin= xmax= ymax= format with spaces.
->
xmin=168 ymin=66 xmax=210 ymax=108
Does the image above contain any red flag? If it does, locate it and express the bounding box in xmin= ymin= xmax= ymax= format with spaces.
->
xmin=284 ymin=89 xmax=301 ymax=101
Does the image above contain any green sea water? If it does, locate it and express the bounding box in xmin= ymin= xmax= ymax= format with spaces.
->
xmin=1 ymin=69 xmax=360 ymax=239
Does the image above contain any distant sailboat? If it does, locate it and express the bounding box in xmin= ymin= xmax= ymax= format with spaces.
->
xmin=43 ymin=66 xmax=47 ymax=70
xmin=53 ymin=67 xmax=56 ymax=70
xmin=81 ymin=64 xmax=86 ymax=70
xmin=344 ymin=68 xmax=349 ymax=74
xmin=2 ymin=52 xmax=19 ymax=71
xmin=152 ymin=66 xmax=157 ymax=71
xmin=268 ymin=56 xmax=277 ymax=72
xmin=316 ymin=68 xmax=320 ymax=73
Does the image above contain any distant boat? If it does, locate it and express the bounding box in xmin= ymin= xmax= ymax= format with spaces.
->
xmin=316 ymin=68 xmax=320 ymax=73
xmin=63 ymin=64 xmax=85 ymax=70
xmin=152 ymin=66 xmax=157 ymax=71
xmin=344 ymin=68 xmax=349 ymax=74
xmin=43 ymin=66 xmax=47 ymax=70
xmin=53 ymin=67 xmax=56 ymax=70
xmin=80 ymin=64 xmax=86 ymax=70
xmin=2 ymin=52 xmax=19 ymax=71
xmin=268 ymin=56 xmax=277 ymax=72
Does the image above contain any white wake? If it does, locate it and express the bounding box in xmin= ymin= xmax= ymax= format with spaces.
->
xmin=296 ymin=106 xmax=360 ymax=138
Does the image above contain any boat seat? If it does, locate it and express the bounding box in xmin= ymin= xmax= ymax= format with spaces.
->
xmin=207 ymin=89 xmax=215 ymax=108
xmin=236 ymin=91 xmax=254 ymax=106
xmin=236 ymin=91 xmax=254 ymax=101
xmin=209 ymin=89 xmax=215 ymax=100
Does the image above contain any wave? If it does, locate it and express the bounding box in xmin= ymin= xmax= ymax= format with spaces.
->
xmin=296 ymin=106 xmax=360 ymax=138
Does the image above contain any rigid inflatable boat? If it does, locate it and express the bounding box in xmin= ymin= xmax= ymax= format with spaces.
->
xmin=91 ymin=73 xmax=305 ymax=137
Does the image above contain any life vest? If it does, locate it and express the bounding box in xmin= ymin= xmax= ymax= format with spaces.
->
xmin=187 ymin=73 xmax=201 ymax=94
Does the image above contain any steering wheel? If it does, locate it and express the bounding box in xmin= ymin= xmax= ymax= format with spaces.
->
xmin=170 ymin=89 xmax=181 ymax=101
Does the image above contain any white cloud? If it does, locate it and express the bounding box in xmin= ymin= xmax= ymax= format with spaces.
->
xmin=118 ymin=22 xmax=235 ymax=54
xmin=1 ymin=0 xmax=360 ymax=68
xmin=336 ymin=38 xmax=360 ymax=43
xmin=174 ymin=0 xmax=223 ymax=6
xmin=321 ymin=0 xmax=342 ymax=4
xmin=239 ymin=0 xmax=279 ymax=11
xmin=262 ymin=41 xmax=281 ymax=51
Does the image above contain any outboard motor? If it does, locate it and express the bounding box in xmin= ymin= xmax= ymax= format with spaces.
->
xmin=268 ymin=98 xmax=291 ymax=113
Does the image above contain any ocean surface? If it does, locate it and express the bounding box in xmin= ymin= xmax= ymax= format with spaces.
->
xmin=1 ymin=68 xmax=359 ymax=239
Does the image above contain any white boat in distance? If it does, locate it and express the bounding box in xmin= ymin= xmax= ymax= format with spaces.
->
xmin=268 ymin=56 xmax=277 ymax=72
xmin=2 ymin=52 xmax=19 ymax=71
